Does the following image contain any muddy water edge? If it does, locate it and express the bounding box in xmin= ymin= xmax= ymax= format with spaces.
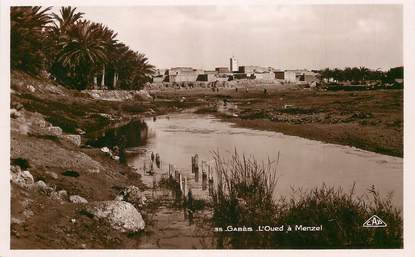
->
xmin=86 ymin=110 xmax=403 ymax=249
xmin=85 ymin=118 xmax=217 ymax=249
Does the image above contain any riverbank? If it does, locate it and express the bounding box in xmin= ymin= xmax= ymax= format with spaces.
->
xmin=10 ymin=70 xmax=209 ymax=248
xmin=10 ymin=70 xmax=403 ymax=248
xmin=152 ymin=86 xmax=402 ymax=157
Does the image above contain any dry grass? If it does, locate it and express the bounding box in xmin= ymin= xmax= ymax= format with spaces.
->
xmin=210 ymin=152 xmax=402 ymax=249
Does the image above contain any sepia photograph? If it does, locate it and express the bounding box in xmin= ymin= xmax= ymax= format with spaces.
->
xmin=3 ymin=0 xmax=413 ymax=254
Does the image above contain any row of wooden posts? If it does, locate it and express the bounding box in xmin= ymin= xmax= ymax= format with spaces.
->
xmin=161 ymin=154 xmax=216 ymax=198
xmin=146 ymin=153 xmax=221 ymax=223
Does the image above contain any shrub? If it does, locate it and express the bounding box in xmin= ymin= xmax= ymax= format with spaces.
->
xmin=11 ymin=158 xmax=30 ymax=170
xmin=210 ymin=152 xmax=402 ymax=249
xmin=62 ymin=170 xmax=80 ymax=177
xmin=272 ymin=185 xmax=402 ymax=249
xmin=211 ymin=151 xmax=278 ymax=248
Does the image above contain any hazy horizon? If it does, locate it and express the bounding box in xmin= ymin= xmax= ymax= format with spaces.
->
xmin=58 ymin=5 xmax=403 ymax=71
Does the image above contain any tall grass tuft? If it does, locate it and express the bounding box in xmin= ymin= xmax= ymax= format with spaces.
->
xmin=210 ymin=151 xmax=402 ymax=249
xmin=211 ymin=150 xmax=279 ymax=248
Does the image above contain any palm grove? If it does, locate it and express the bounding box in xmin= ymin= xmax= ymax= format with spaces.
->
xmin=11 ymin=6 xmax=155 ymax=90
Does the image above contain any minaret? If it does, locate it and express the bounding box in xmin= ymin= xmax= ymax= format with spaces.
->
xmin=230 ymin=56 xmax=238 ymax=73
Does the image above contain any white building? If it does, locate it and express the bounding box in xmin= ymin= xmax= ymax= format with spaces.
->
xmin=230 ymin=56 xmax=238 ymax=72
xmin=283 ymin=70 xmax=297 ymax=83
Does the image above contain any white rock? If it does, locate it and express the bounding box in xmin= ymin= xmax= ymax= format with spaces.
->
xmin=87 ymin=201 xmax=145 ymax=232
xmin=10 ymin=167 xmax=34 ymax=189
xmin=60 ymin=134 xmax=81 ymax=147
xmin=45 ymin=171 xmax=58 ymax=179
xmin=10 ymin=109 xmax=21 ymax=119
xmin=69 ymin=195 xmax=88 ymax=204
xmin=100 ymin=147 xmax=110 ymax=153
xmin=58 ymin=190 xmax=68 ymax=199
xmin=35 ymin=180 xmax=47 ymax=189
xmin=117 ymin=186 xmax=146 ymax=208
xmin=51 ymin=189 xmax=68 ymax=201
xmin=35 ymin=180 xmax=53 ymax=193
xmin=47 ymin=126 xmax=62 ymax=136
xmin=11 ymin=165 xmax=22 ymax=174
xmin=33 ymin=119 xmax=47 ymax=128
xmin=27 ymin=85 xmax=36 ymax=92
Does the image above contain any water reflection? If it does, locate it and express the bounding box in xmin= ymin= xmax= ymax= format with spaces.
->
xmin=128 ymin=113 xmax=403 ymax=208
xmin=86 ymin=119 xmax=151 ymax=148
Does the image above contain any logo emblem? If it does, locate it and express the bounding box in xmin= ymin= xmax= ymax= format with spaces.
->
xmin=363 ymin=215 xmax=387 ymax=227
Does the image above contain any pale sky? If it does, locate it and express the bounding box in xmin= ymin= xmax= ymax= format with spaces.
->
xmin=69 ymin=5 xmax=402 ymax=70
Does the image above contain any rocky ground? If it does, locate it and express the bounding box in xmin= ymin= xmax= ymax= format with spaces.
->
xmin=10 ymin=70 xmax=403 ymax=249
xmin=10 ymin=71 xmax=210 ymax=249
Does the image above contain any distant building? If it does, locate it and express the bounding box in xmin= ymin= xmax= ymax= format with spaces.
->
xmin=167 ymin=67 xmax=194 ymax=75
xmin=301 ymin=71 xmax=319 ymax=83
xmin=233 ymin=73 xmax=248 ymax=80
xmin=230 ymin=57 xmax=238 ymax=72
xmin=283 ymin=70 xmax=297 ymax=83
xmin=197 ymin=74 xmax=215 ymax=82
xmin=274 ymin=71 xmax=285 ymax=80
xmin=274 ymin=70 xmax=319 ymax=83
xmin=167 ymin=67 xmax=199 ymax=83
xmin=238 ymin=65 xmax=272 ymax=75
xmin=215 ymin=67 xmax=230 ymax=74
xmin=253 ymin=72 xmax=275 ymax=81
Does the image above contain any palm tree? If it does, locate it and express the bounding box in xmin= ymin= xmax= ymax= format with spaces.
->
xmin=134 ymin=53 xmax=155 ymax=85
xmin=56 ymin=20 xmax=107 ymax=89
xmin=114 ymin=47 xmax=154 ymax=90
xmin=90 ymin=22 xmax=119 ymax=89
xmin=48 ymin=7 xmax=84 ymax=84
xmin=11 ymin=6 xmax=52 ymax=74
xmin=358 ymin=66 xmax=370 ymax=82
xmin=12 ymin=6 xmax=155 ymax=90
xmin=51 ymin=6 xmax=84 ymax=35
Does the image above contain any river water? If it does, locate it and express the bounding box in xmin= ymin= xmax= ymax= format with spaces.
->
xmin=125 ymin=113 xmax=403 ymax=208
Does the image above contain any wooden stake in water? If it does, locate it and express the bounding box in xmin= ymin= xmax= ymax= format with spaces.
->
xmin=194 ymin=155 xmax=199 ymax=182
xmin=191 ymin=156 xmax=195 ymax=173
xmin=201 ymin=161 xmax=207 ymax=190
xmin=208 ymin=165 xmax=214 ymax=195
xmin=174 ymin=169 xmax=180 ymax=182
xmin=187 ymin=189 xmax=194 ymax=225
xmin=184 ymin=176 xmax=188 ymax=198
xmin=179 ymin=173 xmax=183 ymax=193
xmin=202 ymin=171 xmax=207 ymax=190
xmin=195 ymin=168 xmax=199 ymax=183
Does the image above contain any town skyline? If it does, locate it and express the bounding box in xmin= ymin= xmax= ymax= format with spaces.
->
xmin=73 ymin=5 xmax=403 ymax=71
